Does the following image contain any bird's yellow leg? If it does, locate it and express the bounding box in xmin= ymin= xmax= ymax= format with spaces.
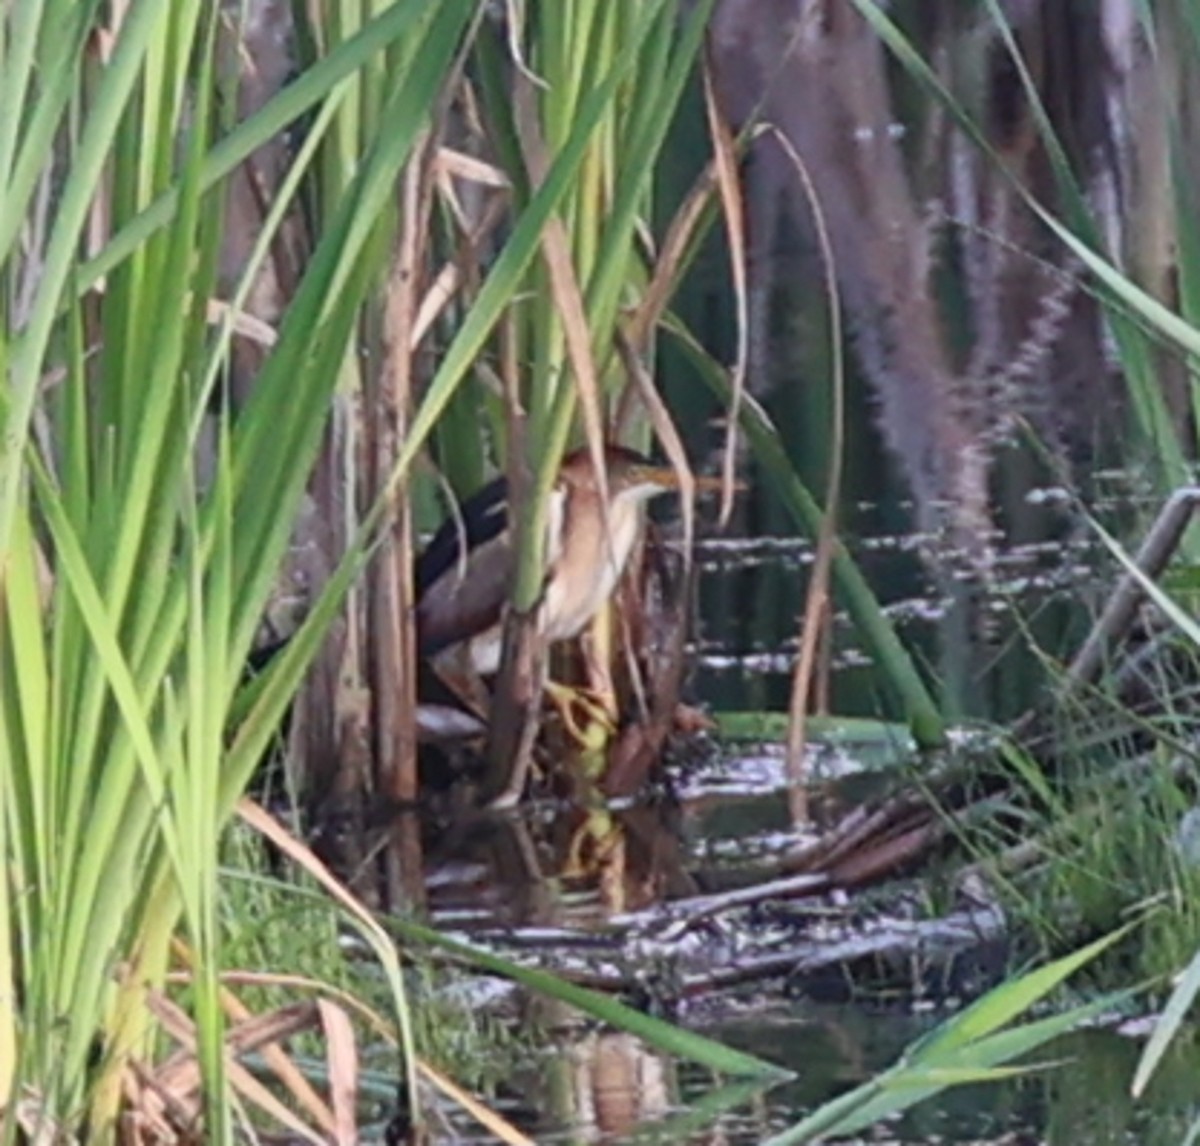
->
xmin=562 ymin=805 xmax=621 ymax=881
xmin=544 ymin=680 xmax=616 ymax=750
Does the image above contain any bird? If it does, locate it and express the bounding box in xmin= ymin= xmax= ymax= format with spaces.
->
xmin=415 ymin=444 xmax=724 ymax=736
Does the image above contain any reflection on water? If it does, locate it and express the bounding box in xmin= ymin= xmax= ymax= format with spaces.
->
xmin=422 ymin=737 xmax=892 ymax=931
xmin=439 ymin=1001 xmax=1200 ymax=1144
xmin=690 ymin=512 xmax=1119 ymax=721
xmin=425 ymin=798 xmax=699 ymax=929
xmin=410 ymin=731 xmax=1200 ymax=1144
xmin=407 ymin=482 xmax=1171 ymax=1141
xmin=415 ymin=752 xmax=985 ymax=1139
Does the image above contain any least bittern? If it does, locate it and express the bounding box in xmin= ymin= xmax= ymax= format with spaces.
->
xmin=416 ymin=445 xmax=722 ymax=737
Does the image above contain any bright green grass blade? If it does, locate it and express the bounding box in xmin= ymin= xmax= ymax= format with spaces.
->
xmin=1133 ymin=945 xmax=1200 ymax=1097
xmin=950 ymin=989 xmax=1136 ymax=1070
xmin=766 ymin=988 xmax=1130 ymax=1143
xmin=0 ymin=1 xmax=100 ymax=261
xmin=4 ymin=0 xmax=167 ymax=549
xmin=915 ymin=924 xmax=1133 ymax=1057
xmin=0 ymin=0 xmax=45 ymax=192
xmin=227 ymin=0 xmax=474 ymax=653
xmin=29 ymin=464 xmax=184 ymax=970
xmin=1090 ymin=516 xmax=1200 ymax=649
xmin=75 ymin=0 xmax=447 ymax=295
xmin=584 ymin=0 xmax=714 ymax=341
xmin=0 ymin=512 xmax=52 ymax=941
xmin=997 ymin=737 xmax=1063 ymax=818
xmin=844 ymin=992 xmax=1133 ymax=1136
xmin=386 ymin=0 xmax=686 ymax=495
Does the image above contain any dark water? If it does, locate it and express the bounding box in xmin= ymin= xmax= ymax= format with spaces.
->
xmin=414 ymin=720 xmax=1194 ymax=1144
xmin=689 ymin=512 xmax=1120 ymax=723
xmin=408 ymin=486 xmax=1185 ymax=1142
xmin=430 ymin=1016 xmax=1200 ymax=1144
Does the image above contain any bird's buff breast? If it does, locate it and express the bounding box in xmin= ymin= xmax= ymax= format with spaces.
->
xmin=543 ymin=493 xmax=643 ymax=642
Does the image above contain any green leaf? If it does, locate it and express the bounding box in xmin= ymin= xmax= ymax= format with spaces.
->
xmin=1133 ymin=946 xmax=1200 ymax=1097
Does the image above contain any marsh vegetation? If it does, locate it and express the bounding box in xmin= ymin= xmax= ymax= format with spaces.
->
xmin=5 ymin=1 xmax=1200 ymax=1142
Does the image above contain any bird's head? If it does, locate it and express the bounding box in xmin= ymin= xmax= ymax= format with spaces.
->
xmin=560 ymin=445 xmax=729 ymax=504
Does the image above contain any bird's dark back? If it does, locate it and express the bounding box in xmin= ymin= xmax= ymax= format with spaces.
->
xmin=414 ymin=473 xmax=510 ymax=599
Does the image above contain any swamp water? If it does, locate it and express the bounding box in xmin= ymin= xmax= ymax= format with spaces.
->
xmin=416 ymin=737 xmax=1200 ymax=1144
xmin=391 ymin=506 xmax=1188 ymax=1142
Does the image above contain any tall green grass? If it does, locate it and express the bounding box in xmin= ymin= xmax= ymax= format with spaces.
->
xmin=0 ymin=1 xmax=473 ymax=1136
xmin=0 ymin=1 xmax=799 ymax=1135
xmin=2 ymin=3 xmax=1175 ymax=1140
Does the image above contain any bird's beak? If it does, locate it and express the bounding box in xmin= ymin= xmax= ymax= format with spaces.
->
xmin=629 ymin=465 xmax=742 ymax=494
